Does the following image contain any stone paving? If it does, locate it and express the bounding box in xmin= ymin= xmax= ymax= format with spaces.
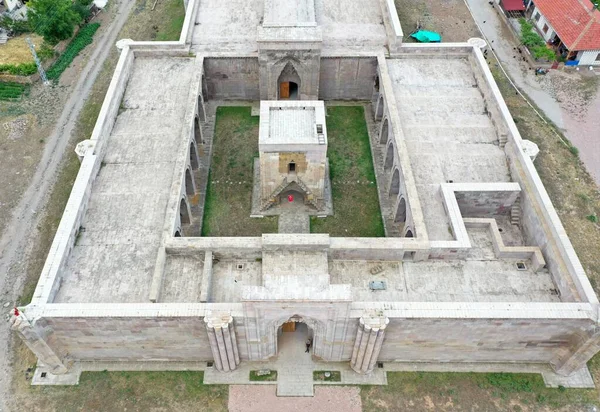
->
xmin=228 ymin=385 xmax=362 ymax=412
xmin=278 ymin=210 xmax=310 ymax=233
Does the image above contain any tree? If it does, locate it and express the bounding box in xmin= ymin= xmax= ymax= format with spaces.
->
xmin=72 ymin=0 xmax=94 ymax=22
xmin=0 ymin=15 xmax=32 ymax=35
xmin=27 ymin=0 xmax=81 ymax=44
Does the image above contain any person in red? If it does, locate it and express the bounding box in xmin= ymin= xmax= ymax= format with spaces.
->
xmin=287 ymin=194 xmax=294 ymax=202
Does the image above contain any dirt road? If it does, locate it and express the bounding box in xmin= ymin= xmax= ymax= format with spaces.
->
xmin=0 ymin=0 xmax=135 ymax=408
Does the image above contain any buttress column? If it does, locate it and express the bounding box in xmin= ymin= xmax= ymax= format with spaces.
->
xmin=350 ymin=313 xmax=389 ymax=374
xmin=205 ymin=312 xmax=240 ymax=372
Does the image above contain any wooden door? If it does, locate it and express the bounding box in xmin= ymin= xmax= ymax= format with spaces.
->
xmin=282 ymin=321 xmax=296 ymax=332
xmin=279 ymin=82 xmax=290 ymax=99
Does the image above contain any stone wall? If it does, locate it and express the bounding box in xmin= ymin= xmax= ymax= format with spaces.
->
xmin=43 ymin=316 xmax=214 ymax=361
xmin=379 ymin=317 xmax=594 ymax=364
xmin=455 ymin=189 xmax=519 ymax=217
xmin=204 ymin=58 xmax=260 ymax=100
xmin=467 ymin=47 xmax=594 ymax=303
xmin=318 ymin=57 xmax=377 ymax=100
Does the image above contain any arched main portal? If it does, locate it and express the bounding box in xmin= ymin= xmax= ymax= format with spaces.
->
xmin=277 ymin=321 xmax=314 ymax=359
xmin=278 ymin=62 xmax=301 ymax=100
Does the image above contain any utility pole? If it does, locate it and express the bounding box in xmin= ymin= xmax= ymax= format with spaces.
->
xmin=26 ymin=37 xmax=49 ymax=85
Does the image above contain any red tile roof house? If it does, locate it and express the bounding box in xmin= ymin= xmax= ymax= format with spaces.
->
xmin=525 ymin=0 xmax=600 ymax=65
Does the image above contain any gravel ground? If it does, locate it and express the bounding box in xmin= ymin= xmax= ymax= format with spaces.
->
xmin=228 ymin=385 xmax=362 ymax=412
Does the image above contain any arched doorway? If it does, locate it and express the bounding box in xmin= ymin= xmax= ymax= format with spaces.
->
xmin=190 ymin=141 xmax=199 ymax=170
xmin=278 ymin=62 xmax=301 ymax=100
xmin=405 ymin=229 xmax=414 ymax=238
xmin=194 ymin=115 xmax=203 ymax=145
xmin=180 ymin=198 xmax=190 ymax=225
xmin=395 ymin=197 xmax=406 ymax=223
xmin=375 ymin=95 xmax=384 ymax=120
xmin=384 ymin=143 xmax=394 ymax=170
xmin=380 ymin=118 xmax=389 ymax=145
xmin=277 ymin=321 xmax=314 ymax=358
xmin=389 ymin=168 xmax=400 ymax=196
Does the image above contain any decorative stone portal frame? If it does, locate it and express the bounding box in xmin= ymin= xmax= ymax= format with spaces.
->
xmin=242 ymin=299 xmax=352 ymax=363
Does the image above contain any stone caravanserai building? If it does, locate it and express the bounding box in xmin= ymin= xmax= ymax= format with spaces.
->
xmin=10 ymin=0 xmax=600 ymax=394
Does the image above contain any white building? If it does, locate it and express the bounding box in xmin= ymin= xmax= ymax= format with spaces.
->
xmin=526 ymin=0 xmax=600 ymax=65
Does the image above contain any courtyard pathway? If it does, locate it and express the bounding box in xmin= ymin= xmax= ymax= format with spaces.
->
xmin=228 ymin=385 xmax=363 ymax=412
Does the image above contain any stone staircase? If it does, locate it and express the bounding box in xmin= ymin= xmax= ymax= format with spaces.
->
xmin=510 ymin=195 xmax=521 ymax=227
xmin=0 ymin=30 xmax=8 ymax=45
xmin=499 ymin=133 xmax=508 ymax=148
xmin=293 ymin=176 xmax=320 ymax=210
xmin=261 ymin=175 xmax=320 ymax=211
xmin=260 ymin=177 xmax=289 ymax=211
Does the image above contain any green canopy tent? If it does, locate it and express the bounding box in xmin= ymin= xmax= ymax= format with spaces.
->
xmin=410 ymin=30 xmax=442 ymax=43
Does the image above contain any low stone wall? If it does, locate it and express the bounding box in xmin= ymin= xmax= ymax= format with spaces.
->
xmin=380 ymin=0 xmax=403 ymax=50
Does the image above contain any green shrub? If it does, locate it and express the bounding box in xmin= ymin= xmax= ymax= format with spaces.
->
xmin=569 ymin=145 xmax=579 ymax=156
xmin=518 ymin=18 xmax=555 ymax=61
xmin=37 ymin=43 xmax=57 ymax=61
xmin=532 ymin=45 xmax=556 ymax=61
xmin=587 ymin=214 xmax=598 ymax=223
xmin=28 ymin=0 xmax=82 ymax=44
xmin=0 ymin=82 xmax=30 ymax=101
xmin=46 ymin=23 xmax=100 ymax=80
xmin=0 ymin=15 xmax=32 ymax=34
xmin=0 ymin=62 xmax=37 ymax=76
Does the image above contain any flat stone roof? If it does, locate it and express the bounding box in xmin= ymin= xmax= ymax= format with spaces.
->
xmin=269 ymin=109 xmax=315 ymax=144
xmin=386 ymin=57 xmax=512 ymax=241
xmin=259 ymin=100 xmax=326 ymax=147
xmin=263 ymin=0 xmax=316 ymax=27
xmin=53 ymin=57 xmax=196 ymax=303
xmin=190 ymin=0 xmax=386 ymax=53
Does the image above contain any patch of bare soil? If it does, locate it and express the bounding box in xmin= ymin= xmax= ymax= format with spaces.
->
xmin=395 ymin=0 xmax=480 ymax=41
xmin=542 ymin=71 xmax=599 ymax=121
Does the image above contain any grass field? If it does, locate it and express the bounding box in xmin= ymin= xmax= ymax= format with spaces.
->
xmin=0 ymin=34 xmax=43 ymax=65
xmin=310 ymin=106 xmax=384 ymax=237
xmin=202 ymin=106 xmax=278 ymax=236
xmin=362 ymin=372 xmax=598 ymax=411
xmin=13 ymin=370 xmax=228 ymax=411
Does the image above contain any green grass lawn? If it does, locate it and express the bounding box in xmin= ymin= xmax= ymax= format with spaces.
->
xmin=310 ymin=106 xmax=384 ymax=237
xmin=362 ymin=372 xmax=598 ymax=411
xmin=250 ymin=370 xmax=278 ymax=381
xmin=314 ymin=370 xmax=342 ymax=382
xmin=12 ymin=370 xmax=228 ymax=411
xmin=202 ymin=106 xmax=278 ymax=236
